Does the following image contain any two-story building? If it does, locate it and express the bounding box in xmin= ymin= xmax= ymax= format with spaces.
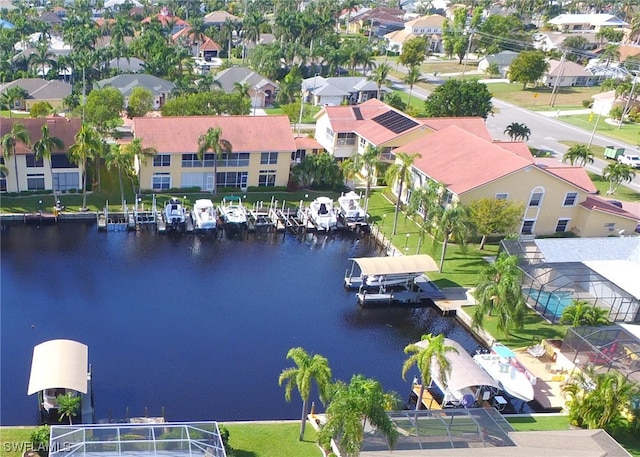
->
xmin=131 ymin=116 xmax=296 ymax=192
xmin=0 ymin=117 xmax=82 ymax=194
xmin=384 ymin=14 xmax=445 ymax=54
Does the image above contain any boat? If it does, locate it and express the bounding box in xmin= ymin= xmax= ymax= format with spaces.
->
xmin=164 ymin=197 xmax=187 ymax=230
xmin=27 ymin=339 xmax=95 ymax=424
xmin=344 ymin=255 xmax=439 ymax=290
xmin=302 ymin=196 xmax=338 ymax=231
xmin=191 ymin=199 xmax=217 ymax=231
xmin=219 ymin=195 xmax=247 ymax=225
xmin=473 ymin=352 xmax=536 ymax=402
xmin=337 ymin=191 xmax=367 ymax=225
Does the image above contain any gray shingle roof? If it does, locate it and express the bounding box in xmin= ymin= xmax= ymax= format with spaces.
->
xmin=212 ymin=67 xmax=276 ymax=93
xmin=95 ymin=74 xmax=175 ymax=96
xmin=0 ymin=78 xmax=72 ymax=100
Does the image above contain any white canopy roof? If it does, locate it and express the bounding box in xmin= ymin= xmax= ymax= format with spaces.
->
xmin=27 ymin=339 xmax=88 ymax=395
xmin=350 ymin=254 xmax=439 ymax=276
xmin=414 ymin=338 xmax=499 ymax=392
xmin=583 ymin=260 xmax=640 ymax=300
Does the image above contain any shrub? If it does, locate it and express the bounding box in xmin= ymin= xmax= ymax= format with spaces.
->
xmin=30 ymin=425 xmax=50 ymax=457
xmin=582 ymin=100 xmax=592 ymax=108
xmin=609 ymin=105 xmax=623 ymax=120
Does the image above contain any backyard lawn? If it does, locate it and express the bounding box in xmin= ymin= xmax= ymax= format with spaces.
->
xmin=224 ymin=422 xmax=321 ymax=457
xmin=587 ymin=172 xmax=640 ymax=201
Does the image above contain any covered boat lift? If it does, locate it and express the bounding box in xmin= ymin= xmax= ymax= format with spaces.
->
xmin=344 ymin=254 xmax=439 ymax=289
xmin=27 ymin=339 xmax=94 ymax=424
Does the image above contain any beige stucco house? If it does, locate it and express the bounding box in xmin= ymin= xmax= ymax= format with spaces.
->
xmin=384 ymin=14 xmax=445 ymax=53
xmin=131 ymin=116 xmax=296 ymax=192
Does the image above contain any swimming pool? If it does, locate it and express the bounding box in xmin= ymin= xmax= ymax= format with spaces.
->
xmin=524 ymin=288 xmax=574 ymax=320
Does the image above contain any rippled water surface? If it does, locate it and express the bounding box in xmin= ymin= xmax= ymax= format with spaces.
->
xmin=1 ymin=223 xmax=482 ymax=425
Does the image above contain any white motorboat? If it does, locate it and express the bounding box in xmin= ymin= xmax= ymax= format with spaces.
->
xmin=337 ymin=191 xmax=367 ymax=224
xmin=303 ymin=196 xmax=337 ymax=231
xmin=164 ymin=197 xmax=187 ymax=230
xmin=473 ymin=353 xmax=536 ymax=402
xmin=192 ymin=199 xmax=217 ymax=231
xmin=219 ymin=196 xmax=247 ymax=225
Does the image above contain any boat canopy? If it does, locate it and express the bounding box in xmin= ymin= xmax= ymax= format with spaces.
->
xmin=28 ymin=339 xmax=88 ymax=395
xmin=414 ymin=338 xmax=499 ymax=392
xmin=349 ymin=254 xmax=439 ymax=276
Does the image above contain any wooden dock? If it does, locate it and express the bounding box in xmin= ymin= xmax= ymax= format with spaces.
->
xmin=356 ymin=288 xmax=425 ymax=307
xmin=412 ymin=385 xmax=442 ymax=410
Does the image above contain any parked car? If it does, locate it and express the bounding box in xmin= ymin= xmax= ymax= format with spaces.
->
xmin=617 ymin=153 xmax=640 ymax=168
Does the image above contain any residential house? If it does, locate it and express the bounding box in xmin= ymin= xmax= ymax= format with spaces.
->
xmin=103 ymin=0 xmax=142 ymax=10
xmin=477 ymin=51 xmax=519 ymax=77
xmin=548 ymin=14 xmax=628 ymax=33
xmin=0 ymin=117 xmax=82 ymax=194
xmin=212 ymin=67 xmax=277 ymax=108
xmin=384 ymin=14 xmax=445 ymax=53
xmin=591 ymin=90 xmax=620 ymax=116
xmin=542 ymin=59 xmax=594 ymax=87
xmin=533 ymin=32 xmax=601 ymax=53
xmin=107 ymin=57 xmax=145 ymax=73
xmin=95 ymin=74 xmax=175 ymax=109
xmin=203 ymin=11 xmax=241 ymax=28
xmin=292 ymin=136 xmax=324 ymax=164
xmin=172 ymin=27 xmax=222 ymax=61
xmin=302 ymin=76 xmax=385 ymax=106
xmin=131 ymin=116 xmax=296 ymax=191
xmin=38 ymin=11 xmax=63 ymax=28
xmin=0 ymin=79 xmax=72 ymax=111
xmin=347 ymin=8 xmax=405 ymax=37
xmin=141 ymin=7 xmax=188 ymax=35
xmin=391 ymin=127 xmax=638 ymax=237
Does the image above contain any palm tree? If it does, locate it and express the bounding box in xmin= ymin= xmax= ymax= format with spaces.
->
xmin=503 ymin=122 xmax=531 ymax=141
xmin=385 ymin=152 xmax=421 ymax=235
xmin=472 ymin=252 xmax=526 ymax=337
xmin=563 ymin=144 xmax=594 ymax=167
xmin=56 ymin=393 xmax=81 ymax=425
xmin=408 ymin=180 xmax=446 ymax=252
xmin=1 ymin=123 xmax=30 ymax=193
xmin=1 ymin=87 xmax=28 ymax=117
xmin=583 ymin=306 xmax=611 ymax=326
xmin=278 ymin=347 xmax=332 ymax=441
xmin=197 ymin=127 xmax=232 ymax=195
xmin=433 ymin=203 xmax=472 ymax=272
xmin=345 ymin=145 xmax=382 ymax=216
xmin=29 ymin=42 xmax=57 ymax=79
xmin=603 ymin=162 xmax=636 ymax=194
xmin=368 ymin=62 xmax=392 ymax=100
xmin=68 ymin=124 xmax=101 ymax=210
xmin=123 ymin=138 xmax=157 ymax=194
xmin=402 ymin=334 xmax=458 ymax=410
xmin=560 ymin=299 xmax=592 ymax=327
xmin=320 ymin=374 xmax=399 ymax=457
xmin=233 ymin=82 xmax=251 ymax=99
xmin=403 ymin=65 xmax=425 ymax=111
xmin=32 ymin=124 xmax=64 ymax=205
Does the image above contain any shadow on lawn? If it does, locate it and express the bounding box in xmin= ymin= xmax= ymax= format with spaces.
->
xmin=231 ymin=450 xmax=257 ymax=457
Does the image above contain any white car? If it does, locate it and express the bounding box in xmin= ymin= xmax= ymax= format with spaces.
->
xmin=617 ymin=154 xmax=640 ymax=168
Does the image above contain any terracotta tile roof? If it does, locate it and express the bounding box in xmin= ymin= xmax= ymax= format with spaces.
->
xmin=580 ymin=195 xmax=638 ymax=220
xmin=394 ymin=125 xmax=533 ymax=195
xmin=294 ymin=136 xmax=324 ymax=150
xmin=201 ymin=37 xmax=221 ymax=51
xmin=419 ymin=117 xmax=492 ymax=140
xmin=0 ymin=117 xmax=81 ymax=155
xmin=132 ymin=116 xmax=296 ymax=153
xmin=494 ymin=141 xmax=535 ymax=162
xmin=142 ymin=13 xmax=188 ymax=27
xmin=537 ymin=163 xmax=597 ymax=192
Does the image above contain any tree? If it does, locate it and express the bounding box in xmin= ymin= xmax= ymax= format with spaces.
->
xmin=56 ymin=393 xmax=81 ymax=424
xmin=385 ymin=152 xmax=421 ymax=235
xmin=1 ymin=122 xmax=30 ymax=193
xmin=126 ymin=87 xmax=154 ymax=119
xmin=402 ymin=333 xmax=458 ymax=410
xmin=197 ymin=127 xmax=232 ymax=195
xmin=68 ymin=124 xmax=101 ymax=210
xmin=562 ymin=35 xmax=589 ymax=62
xmin=368 ymin=63 xmax=391 ymax=100
xmin=398 ymin=36 xmax=428 ymax=68
xmin=433 ymin=203 xmax=472 ymax=272
xmin=468 ymin=198 xmax=524 ymax=249
xmin=343 ymin=145 xmax=382 ymax=216
xmin=84 ymin=87 xmax=124 ymax=133
xmin=403 ymin=65 xmax=425 ymax=111
xmin=29 ymin=101 xmax=53 ymax=118
xmin=122 ymin=138 xmax=156 ymax=194
xmin=424 ymin=79 xmax=493 ymax=119
xmin=320 ymin=374 xmax=399 ymax=457
xmin=472 ymin=252 xmax=526 ymax=337
xmin=0 ymin=86 xmax=28 ymax=118
xmin=503 ymin=122 xmax=531 ymax=141
xmin=32 ymin=124 xmax=64 ymax=205
xmin=603 ymin=162 xmax=636 ymax=194
xmin=563 ymin=144 xmax=594 ymax=167
xmin=560 ymin=299 xmax=610 ymax=327
xmin=508 ymin=50 xmax=549 ymax=89
xmin=278 ymin=347 xmax=332 ymax=441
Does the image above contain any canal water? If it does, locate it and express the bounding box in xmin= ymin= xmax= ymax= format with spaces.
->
xmin=0 ymin=223 xmax=482 ymax=425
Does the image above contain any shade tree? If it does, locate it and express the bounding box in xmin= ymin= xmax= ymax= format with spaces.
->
xmin=468 ymin=198 xmax=524 ymax=249
xmin=508 ymin=50 xmax=549 ymax=89
xmin=424 ymin=79 xmax=493 ymax=119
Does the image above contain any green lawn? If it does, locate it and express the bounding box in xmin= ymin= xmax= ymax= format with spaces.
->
xmin=487 ymin=83 xmax=600 ymax=110
xmin=507 ymin=415 xmax=570 ymax=431
xmin=559 ymin=114 xmax=640 ymax=145
xmin=263 ymin=104 xmax=321 ymax=124
xmin=0 ymin=428 xmax=35 ymax=457
xmin=587 ymin=172 xmax=640 ymax=201
xmin=225 ymin=422 xmax=321 ymax=457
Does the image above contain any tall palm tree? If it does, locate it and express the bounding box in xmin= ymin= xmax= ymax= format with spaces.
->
xmin=385 ymin=152 xmax=421 ymax=235
xmin=603 ymin=162 xmax=636 ymax=194
xmin=279 ymin=347 xmax=332 ymax=441
xmin=68 ymin=124 xmax=101 ymax=210
xmin=104 ymin=144 xmax=130 ymax=207
xmin=402 ymin=333 xmax=458 ymax=410
xmin=345 ymin=145 xmax=382 ymax=216
xmin=472 ymin=252 xmax=526 ymax=337
xmin=403 ymin=65 xmax=425 ymax=111
xmin=123 ymin=138 xmax=157 ymax=194
xmin=197 ymin=127 xmax=232 ymax=195
xmin=29 ymin=42 xmax=57 ymax=79
xmin=368 ymin=62 xmax=391 ymax=100
xmin=433 ymin=203 xmax=472 ymax=272
xmin=32 ymin=124 xmax=64 ymax=205
xmin=1 ymin=122 xmax=30 ymax=193
xmin=108 ymin=13 xmax=135 ymax=71
xmin=562 ymin=144 xmax=594 ymax=167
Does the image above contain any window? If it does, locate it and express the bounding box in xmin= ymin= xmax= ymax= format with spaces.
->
xmin=258 ymin=170 xmax=276 ymax=187
xmin=495 ymin=193 xmax=508 ymax=200
xmin=325 ymin=127 xmax=334 ymax=142
xmin=153 ymin=154 xmax=171 ymax=167
xmin=182 ymin=154 xmax=202 ymax=168
xmin=260 ymin=152 xmax=278 ymax=165
xmin=563 ymin=192 xmax=578 ymax=206
xmin=0 ymin=161 xmax=6 ymax=192
xmin=216 ymin=171 xmax=247 ymax=188
xmin=152 ymin=173 xmax=171 ymax=190
xmin=27 ymin=173 xmax=45 ymax=190
xmin=217 ymin=152 xmax=249 ymax=167
xmin=26 ymin=155 xmax=44 ymax=168
xmin=529 ymin=191 xmax=544 ymax=207
xmin=50 ymin=153 xmax=74 ymax=169
xmin=555 ymin=218 xmax=570 ymax=233
xmin=53 ymin=172 xmax=79 ymax=191
xmin=604 ymin=222 xmax=616 ymax=232
xmin=292 ymin=149 xmax=306 ymax=163
xmin=359 ymin=137 xmax=367 ymax=149
xmin=521 ymin=219 xmax=535 ymax=235
xmin=336 ymin=133 xmax=356 ymax=145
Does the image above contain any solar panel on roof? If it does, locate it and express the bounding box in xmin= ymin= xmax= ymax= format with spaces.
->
xmin=372 ymin=110 xmax=419 ymax=134
xmin=353 ymin=107 xmax=363 ymax=120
